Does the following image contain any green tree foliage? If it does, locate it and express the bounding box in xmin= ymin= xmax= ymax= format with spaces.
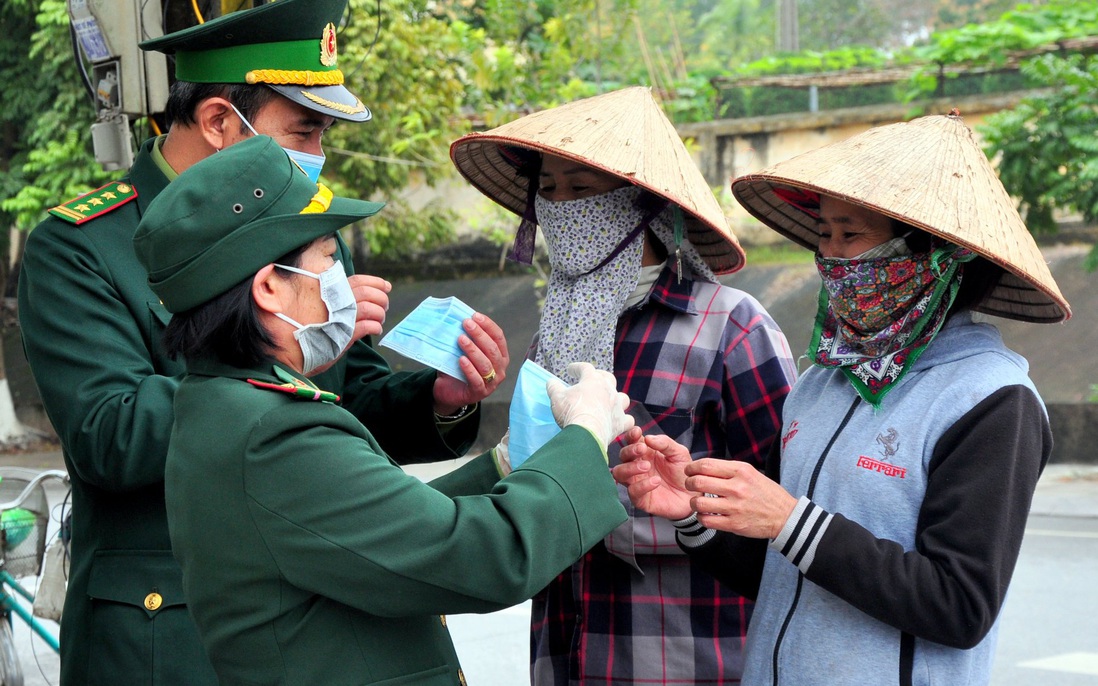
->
xmin=907 ymin=0 xmax=1098 ymax=98
xmin=934 ymin=0 xmax=1025 ymax=31
xmin=0 ymin=1 xmax=474 ymax=262
xmin=5 ymin=0 xmax=1095 ymax=263
xmin=1 ymin=0 xmax=110 ymax=238
xmin=322 ymin=0 xmax=472 ymax=259
xmin=886 ymin=0 xmax=1098 ymax=270
xmin=796 ymin=0 xmax=898 ymax=52
xmin=980 ymin=52 xmax=1098 ymax=269
xmin=433 ymin=0 xmax=639 ymax=124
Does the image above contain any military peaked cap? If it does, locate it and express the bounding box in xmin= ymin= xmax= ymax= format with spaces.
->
xmin=140 ymin=0 xmax=371 ymax=121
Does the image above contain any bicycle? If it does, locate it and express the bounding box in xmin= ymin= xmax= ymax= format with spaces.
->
xmin=0 ymin=468 xmax=70 ymax=686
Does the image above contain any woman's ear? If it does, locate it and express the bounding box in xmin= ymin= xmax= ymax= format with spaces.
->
xmin=252 ymin=264 xmax=287 ymax=315
xmin=194 ymin=97 xmax=235 ymax=152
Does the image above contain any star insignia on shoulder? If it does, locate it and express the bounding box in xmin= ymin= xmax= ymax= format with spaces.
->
xmin=48 ymin=181 xmax=138 ymax=226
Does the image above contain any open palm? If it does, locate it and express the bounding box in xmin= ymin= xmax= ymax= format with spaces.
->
xmin=612 ymin=430 xmax=697 ymax=520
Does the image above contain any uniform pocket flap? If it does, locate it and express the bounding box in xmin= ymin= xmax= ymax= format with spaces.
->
xmin=147 ymin=299 xmax=171 ymax=327
xmin=87 ymin=550 xmax=186 ymax=613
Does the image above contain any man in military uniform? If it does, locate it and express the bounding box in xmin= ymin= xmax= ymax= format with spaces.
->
xmin=18 ymin=1 xmax=507 ymax=683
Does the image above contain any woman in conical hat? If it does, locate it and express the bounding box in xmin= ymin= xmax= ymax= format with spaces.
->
xmin=612 ymin=112 xmax=1070 ymax=686
xmin=451 ymin=86 xmax=797 ymax=685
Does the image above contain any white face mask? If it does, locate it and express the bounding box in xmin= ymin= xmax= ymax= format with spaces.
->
xmin=272 ymin=261 xmax=356 ymax=375
xmin=229 ymin=103 xmax=326 ymax=183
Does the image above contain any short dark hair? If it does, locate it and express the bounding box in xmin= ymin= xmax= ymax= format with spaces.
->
xmin=162 ymin=242 xmax=311 ymax=367
xmin=164 ymin=81 xmax=279 ymax=130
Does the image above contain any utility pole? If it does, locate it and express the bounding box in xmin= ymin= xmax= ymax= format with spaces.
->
xmin=777 ymin=0 xmax=799 ymax=52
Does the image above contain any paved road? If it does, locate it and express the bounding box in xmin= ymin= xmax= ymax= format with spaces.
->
xmin=9 ymin=460 xmax=1098 ymax=686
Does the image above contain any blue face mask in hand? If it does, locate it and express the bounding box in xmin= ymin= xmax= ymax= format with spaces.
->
xmin=379 ymin=296 xmax=476 ymax=381
xmin=507 ymin=360 xmax=565 ymax=470
xmin=273 ymin=261 xmax=357 ymax=376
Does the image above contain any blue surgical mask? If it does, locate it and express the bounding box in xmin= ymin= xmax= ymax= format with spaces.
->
xmin=379 ymin=296 xmax=476 ymax=381
xmin=507 ymin=360 xmax=565 ymax=470
xmin=272 ymin=261 xmax=357 ymax=376
xmin=229 ymin=103 xmax=325 ymax=183
xmin=285 ymin=148 xmax=326 ymax=184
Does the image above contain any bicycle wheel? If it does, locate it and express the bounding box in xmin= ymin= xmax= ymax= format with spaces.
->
xmin=0 ymin=616 xmax=23 ymax=686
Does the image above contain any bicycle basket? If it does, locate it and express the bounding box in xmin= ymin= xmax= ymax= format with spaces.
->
xmin=0 ymin=475 xmax=49 ymax=578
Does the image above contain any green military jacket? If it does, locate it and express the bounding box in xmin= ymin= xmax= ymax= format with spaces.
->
xmin=166 ymin=357 xmax=626 ymax=685
xmin=17 ymin=137 xmax=472 ymax=685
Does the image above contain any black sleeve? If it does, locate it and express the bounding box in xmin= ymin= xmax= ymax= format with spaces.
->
xmin=683 ymin=531 xmax=768 ymax=600
xmin=801 ymin=385 xmax=1050 ymax=648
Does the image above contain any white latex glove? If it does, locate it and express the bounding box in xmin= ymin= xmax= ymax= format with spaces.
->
xmin=491 ymin=430 xmax=512 ymax=477
xmin=546 ymin=362 xmax=635 ymax=448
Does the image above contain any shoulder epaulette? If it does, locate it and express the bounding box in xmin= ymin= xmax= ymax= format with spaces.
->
xmin=246 ymin=378 xmax=341 ymax=404
xmin=48 ymin=181 xmax=138 ymax=225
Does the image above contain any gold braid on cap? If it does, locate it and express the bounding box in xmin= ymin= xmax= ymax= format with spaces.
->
xmin=300 ymin=184 xmax=333 ymax=214
xmin=246 ymin=69 xmax=345 ymax=86
xmin=300 ymin=90 xmax=368 ymax=116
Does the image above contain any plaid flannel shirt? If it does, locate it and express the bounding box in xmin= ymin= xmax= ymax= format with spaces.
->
xmin=531 ymin=266 xmax=797 ymax=685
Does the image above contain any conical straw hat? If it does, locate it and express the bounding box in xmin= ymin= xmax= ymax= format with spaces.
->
xmin=450 ymin=86 xmax=744 ymax=274
xmin=731 ymin=113 xmax=1070 ymax=323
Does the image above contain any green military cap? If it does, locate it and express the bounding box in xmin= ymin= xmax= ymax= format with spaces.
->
xmin=139 ymin=0 xmax=371 ymax=122
xmin=134 ymin=135 xmax=384 ymax=313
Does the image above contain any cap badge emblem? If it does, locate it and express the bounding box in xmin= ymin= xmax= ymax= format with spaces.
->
xmin=321 ymin=22 xmax=338 ymax=67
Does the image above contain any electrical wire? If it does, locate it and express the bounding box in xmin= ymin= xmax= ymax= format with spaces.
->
xmin=68 ymin=21 xmax=97 ymax=109
xmin=190 ymin=0 xmax=206 ymax=24
xmin=324 ymin=145 xmax=443 ymax=168
xmin=139 ymin=0 xmax=156 ymax=40
xmin=345 ymin=0 xmax=382 ymax=81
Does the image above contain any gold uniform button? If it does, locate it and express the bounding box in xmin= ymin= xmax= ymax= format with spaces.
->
xmin=144 ymin=593 xmax=163 ymax=611
xmin=439 ymin=614 xmax=447 ymax=627
xmin=458 ymin=668 xmax=467 ymax=686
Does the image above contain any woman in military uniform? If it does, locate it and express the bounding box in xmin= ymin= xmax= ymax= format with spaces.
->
xmin=132 ymin=135 xmax=634 ymax=685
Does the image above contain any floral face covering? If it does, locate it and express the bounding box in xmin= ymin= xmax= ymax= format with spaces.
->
xmin=809 ymin=243 xmax=975 ymax=406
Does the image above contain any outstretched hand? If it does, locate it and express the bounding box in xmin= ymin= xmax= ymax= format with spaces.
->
xmin=611 ymin=427 xmax=696 ymax=520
